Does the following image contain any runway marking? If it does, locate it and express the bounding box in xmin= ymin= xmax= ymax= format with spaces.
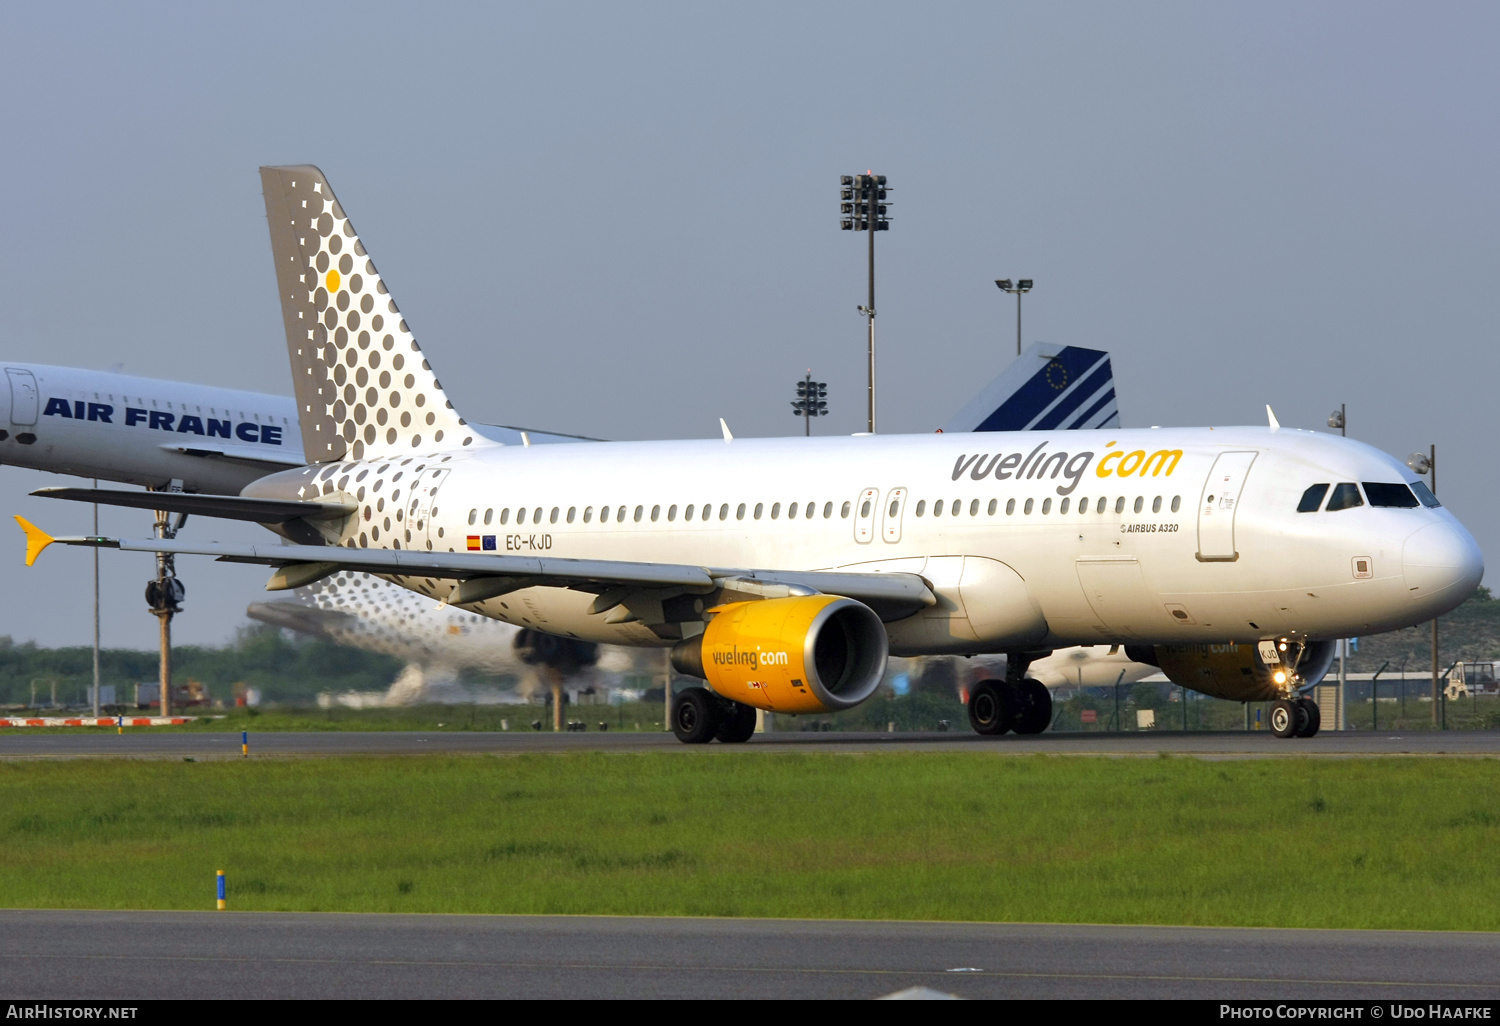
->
xmin=5 ymin=953 xmax=1496 ymax=990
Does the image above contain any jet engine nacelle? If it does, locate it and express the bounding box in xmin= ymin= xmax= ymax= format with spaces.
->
xmin=670 ymin=595 xmax=887 ymax=714
xmin=1124 ymin=639 xmax=1338 ymax=702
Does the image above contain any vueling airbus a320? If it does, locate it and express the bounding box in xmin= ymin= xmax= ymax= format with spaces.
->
xmin=17 ymin=166 xmax=1483 ymax=742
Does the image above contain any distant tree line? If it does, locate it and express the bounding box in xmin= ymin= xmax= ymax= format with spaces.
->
xmin=0 ymin=624 xmax=403 ymax=708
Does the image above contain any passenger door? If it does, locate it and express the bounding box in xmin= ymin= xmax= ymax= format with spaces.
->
xmin=6 ymin=369 xmax=38 ymax=425
xmin=1197 ymin=451 xmax=1257 ymax=561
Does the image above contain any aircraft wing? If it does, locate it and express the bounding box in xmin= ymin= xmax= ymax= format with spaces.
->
xmin=16 ymin=519 xmax=937 ymax=621
xmin=30 ymin=487 xmax=355 ymax=524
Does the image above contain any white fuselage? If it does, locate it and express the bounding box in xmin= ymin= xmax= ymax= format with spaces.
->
xmin=253 ymin=425 xmax=1482 ymax=655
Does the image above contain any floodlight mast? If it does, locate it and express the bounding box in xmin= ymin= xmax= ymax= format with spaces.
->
xmin=995 ymin=278 xmax=1034 ymax=357
xmin=841 ymin=174 xmax=890 ymax=432
xmin=791 ymin=371 xmax=828 ymax=436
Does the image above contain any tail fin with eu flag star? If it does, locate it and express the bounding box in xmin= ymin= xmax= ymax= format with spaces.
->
xmin=259 ymin=165 xmax=484 ymax=464
xmin=942 ymin=342 xmax=1119 ymax=433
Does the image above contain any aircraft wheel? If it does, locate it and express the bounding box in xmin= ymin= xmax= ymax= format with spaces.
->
xmin=967 ymin=680 xmax=1013 ymax=736
xmin=671 ymin=687 xmax=722 ymax=744
xmin=715 ymin=701 xmax=758 ymax=743
xmin=1270 ymin=699 xmax=1298 ymax=738
xmin=1012 ymin=679 xmax=1053 ymax=735
xmin=1296 ymin=697 xmax=1321 ymax=738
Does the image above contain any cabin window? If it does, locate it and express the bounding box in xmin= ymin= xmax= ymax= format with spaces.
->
xmin=1297 ymin=484 xmax=1329 ymax=513
xmin=915 ymin=500 xmax=926 ymax=517
xmin=500 ymin=508 xmax=511 ymax=525
xmin=772 ymin=502 xmax=782 ymax=519
xmin=1060 ymin=498 xmax=1070 ymax=514
xmin=483 ymin=509 xmax=493 ymax=525
xmin=600 ymin=506 xmax=610 ymax=523
xmin=468 ymin=509 xmax=477 ymax=526
xmin=550 ymin=507 xmax=560 ymax=524
xmin=1115 ymin=497 xmax=1125 ymax=514
xmin=582 ymin=507 xmax=593 ymax=523
xmin=841 ymin=502 xmax=850 ymax=518
xmin=736 ymin=503 xmax=746 ymax=520
xmin=720 ymin=504 xmax=730 ymax=520
xmin=1024 ymin=498 xmax=1034 ymax=515
xmin=1326 ymin=483 xmax=1363 ymax=512
xmin=969 ymin=499 xmax=979 ymax=516
xmin=889 ymin=499 xmax=899 ymax=518
xmin=618 ymin=506 xmax=627 ymax=522
xmin=824 ymin=502 xmax=834 ymax=519
xmin=650 ymin=505 xmax=660 ymax=522
xmin=567 ymin=507 xmax=576 ymax=523
xmin=753 ymin=503 xmax=763 ymax=520
xmin=988 ymin=499 xmax=998 ymax=516
xmin=787 ymin=502 xmax=798 ymax=519
xmin=1171 ymin=496 xmax=1181 ymax=513
xmin=933 ymin=500 xmax=943 ymax=518
xmin=534 ymin=507 xmax=545 ymax=523
xmin=667 ymin=504 xmax=677 ymax=521
xmin=684 ymin=504 xmax=695 ymax=521
xmin=950 ymin=500 xmax=961 ymax=516
xmin=861 ymin=500 xmax=871 ymax=517
xmin=1007 ymin=499 xmax=1016 ymax=515
xmin=1041 ymin=498 xmax=1052 ymax=514
xmin=1363 ymin=483 xmax=1420 ymax=509
xmin=634 ymin=505 xmax=644 ymax=522
xmin=1152 ymin=496 xmax=1162 ymax=513
xmin=1133 ymin=497 xmax=1144 ymax=513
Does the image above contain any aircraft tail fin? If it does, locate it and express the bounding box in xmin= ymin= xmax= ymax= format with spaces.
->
xmin=259 ymin=165 xmax=482 ymax=464
xmin=942 ymin=342 xmax=1120 ymax=433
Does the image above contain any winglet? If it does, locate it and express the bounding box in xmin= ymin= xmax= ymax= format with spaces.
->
xmin=719 ymin=418 xmax=733 ymax=442
xmin=15 ymin=516 xmax=53 ymax=567
xmin=1266 ymin=405 xmax=1281 ymax=431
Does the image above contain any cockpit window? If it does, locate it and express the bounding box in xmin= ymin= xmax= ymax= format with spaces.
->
xmin=1363 ymin=482 xmax=1420 ymax=508
xmin=1409 ymin=480 xmax=1441 ymax=508
xmin=1325 ymin=483 xmax=1363 ymax=511
xmin=1297 ymin=484 xmax=1329 ymax=513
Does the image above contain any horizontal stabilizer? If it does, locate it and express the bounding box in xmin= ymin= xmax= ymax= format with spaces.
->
xmin=159 ymin=442 xmax=306 ymax=469
xmin=943 ymin=342 xmax=1119 ymax=433
xmin=31 ymin=487 xmax=356 ymax=524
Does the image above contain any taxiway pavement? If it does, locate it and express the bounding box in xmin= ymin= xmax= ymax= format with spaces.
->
xmin=0 ymin=728 xmax=1497 ymax=759
xmin=2 ymin=910 xmax=1496 ymax=999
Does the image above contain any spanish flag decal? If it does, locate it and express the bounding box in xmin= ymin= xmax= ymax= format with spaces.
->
xmin=466 ymin=535 xmax=482 ymax=551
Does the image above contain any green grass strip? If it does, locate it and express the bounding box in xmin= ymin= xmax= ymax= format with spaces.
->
xmin=2 ymin=752 xmax=1496 ymax=929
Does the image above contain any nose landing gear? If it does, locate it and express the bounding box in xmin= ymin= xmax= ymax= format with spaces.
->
xmin=1270 ymin=696 xmax=1321 ymax=738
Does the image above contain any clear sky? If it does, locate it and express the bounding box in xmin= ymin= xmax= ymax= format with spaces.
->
xmin=0 ymin=2 xmax=1494 ymax=649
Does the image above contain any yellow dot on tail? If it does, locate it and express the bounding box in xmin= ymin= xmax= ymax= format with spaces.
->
xmin=326 ymin=269 xmax=341 ymax=292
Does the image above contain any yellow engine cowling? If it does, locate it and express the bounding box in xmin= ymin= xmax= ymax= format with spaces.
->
xmin=669 ymin=595 xmax=888 ymax=714
xmin=1134 ymin=640 xmax=1337 ymax=702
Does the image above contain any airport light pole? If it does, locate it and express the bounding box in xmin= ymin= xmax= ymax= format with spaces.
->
xmin=840 ymin=173 xmax=890 ymax=433
xmin=92 ymin=481 xmax=100 ymax=718
xmin=1408 ymin=446 xmax=1439 ymax=725
xmin=1328 ymin=406 xmax=1347 ymax=722
xmin=791 ymin=372 xmax=828 ymax=436
xmin=995 ymin=279 xmax=1033 ymax=357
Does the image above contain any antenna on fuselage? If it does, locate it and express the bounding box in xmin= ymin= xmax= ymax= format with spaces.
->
xmin=1266 ymin=405 xmax=1281 ymax=431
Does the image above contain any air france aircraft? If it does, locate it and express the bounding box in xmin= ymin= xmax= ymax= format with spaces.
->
xmin=18 ymin=165 xmax=1483 ymax=743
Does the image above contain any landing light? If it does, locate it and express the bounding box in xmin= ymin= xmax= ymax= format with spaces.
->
xmin=1273 ymin=670 xmax=1287 ymax=684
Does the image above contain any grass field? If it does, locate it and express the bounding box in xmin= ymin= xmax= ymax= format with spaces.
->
xmin=2 ymin=752 xmax=1497 ymax=930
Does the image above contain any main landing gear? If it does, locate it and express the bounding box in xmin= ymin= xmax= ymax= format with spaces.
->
xmin=671 ymin=687 xmax=758 ymax=744
xmin=1270 ymin=696 xmax=1321 ymax=738
xmin=967 ymin=678 xmax=1053 ymax=736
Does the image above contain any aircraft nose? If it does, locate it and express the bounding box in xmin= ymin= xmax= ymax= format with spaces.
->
xmin=1403 ymin=521 xmax=1484 ymax=613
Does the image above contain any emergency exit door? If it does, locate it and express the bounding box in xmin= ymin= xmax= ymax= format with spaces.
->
xmin=1197 ymin=451 xmax=1257 ymax=561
